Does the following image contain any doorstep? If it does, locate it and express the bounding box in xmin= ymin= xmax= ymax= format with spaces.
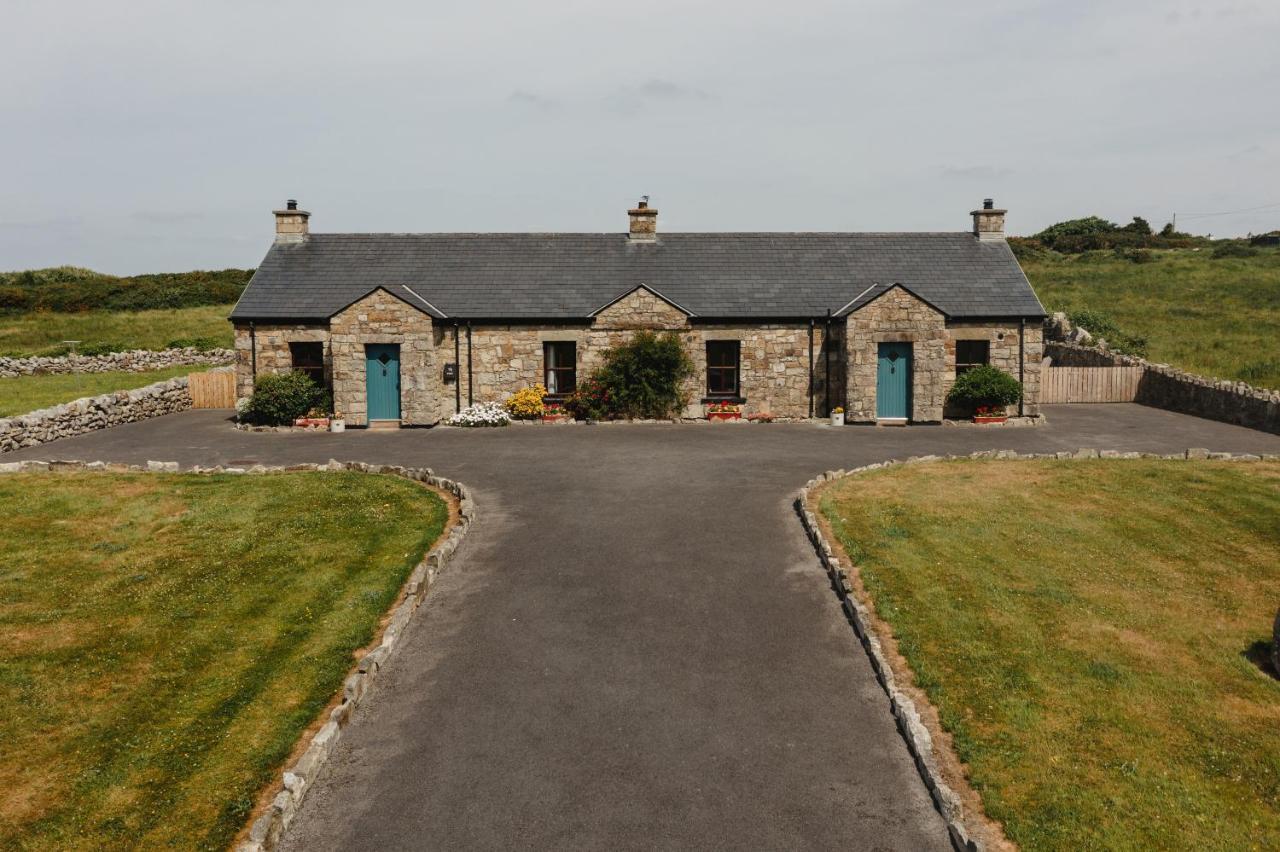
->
xmin=367 ymin=420 xmax=401 ymax=431
xmin=876 ymin=418 xmax=909 ymax=427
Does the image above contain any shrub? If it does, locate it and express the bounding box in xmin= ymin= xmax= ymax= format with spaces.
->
xmin=586 ymin=331 xmax=695 ymax=420
xmin=947 ymin=365 xmax=1022 ymax=409
xmin=166 ymin=336 xmax=225 ymax=351
xmin=1211 ymin=242 xmax=1258 ymax=259
xmin=76 ymin=341 xmax=130 ymax=356
xmin=447 ymin=401 xmax=510 ymax=427
xmin=563 ymin=375 xmax=611 ymax=421
xmin=0 ymin=267 xmax=253 ymax=314
xmin=1064 ymin=309 xmax=1149 ymax=358
xmin=240 ymin=372 xmax=326 ymax=426
xmin=504 ymin=384 xmax=546 ymax=419
xmin=1249 ymin=231 xmax=1280 ymax=247
xmin=1114 ymin=248 xmax=1155 ymax=264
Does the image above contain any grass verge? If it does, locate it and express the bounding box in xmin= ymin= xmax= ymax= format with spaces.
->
xmin=819 ymin=459 xmax=1280 ymax=850
xmin=0 ymin=366 xmax=201 ymax=417
xmin=1023 ymin=249 xmax=1280 ymax=388
xmin=0 ymin=305 xmax=234 ymax=358
xmin=0 ymin=471 xmax=449 ymax=850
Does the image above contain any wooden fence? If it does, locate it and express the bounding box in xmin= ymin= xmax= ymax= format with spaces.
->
xmin=1041 ymin=366 xmax=1144 ymax=404
xmin=188 ymin=371 xmax=236 ymax=409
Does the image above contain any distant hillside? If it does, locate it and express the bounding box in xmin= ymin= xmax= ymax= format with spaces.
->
xmin=0 ymin=266 xmax=253 ymax=313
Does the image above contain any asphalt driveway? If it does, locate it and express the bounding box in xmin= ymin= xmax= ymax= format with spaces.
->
xmin=7 ymin=405 xmax=1280 ymax=850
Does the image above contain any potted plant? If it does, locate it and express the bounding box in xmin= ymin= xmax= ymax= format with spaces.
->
xmin=830 ymin=406 xmax=845 ymax=426
xmin=946 ymin=365 xmax=1022 ymax=424
xmin=330 ymin=410 xmax=346 ymax=432
xmin=706 ymin=400 xmax=742 ymax=421
xmin=541 ymin=400 xmax=571 ymax=423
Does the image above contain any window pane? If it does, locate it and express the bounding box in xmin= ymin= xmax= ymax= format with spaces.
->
xmin=955 ymin=340 xmax=990 ymax=374
xmin=706 ymin=341 xmax=739 ymax=395
xmin=544 ymin=342 xmax=576 ymax=395
xmin=289 ymin=342 xmax=325 ymax=387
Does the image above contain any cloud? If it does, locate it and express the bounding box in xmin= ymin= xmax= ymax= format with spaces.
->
xmin=131 ymin=210 xmax=207 ymax=225
xmin=506 ymin=90 xmax=559 ymax=111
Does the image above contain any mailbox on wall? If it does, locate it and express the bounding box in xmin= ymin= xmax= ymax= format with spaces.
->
xmin=443 ymin=362 xmax=458 ymax=383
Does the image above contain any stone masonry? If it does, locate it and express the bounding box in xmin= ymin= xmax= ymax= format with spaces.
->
xmin=330 ymin=289 xmax=437 ymax=426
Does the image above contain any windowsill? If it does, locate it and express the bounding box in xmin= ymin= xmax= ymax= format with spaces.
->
xmin=701 ymin=395 xmax=746 ymax=404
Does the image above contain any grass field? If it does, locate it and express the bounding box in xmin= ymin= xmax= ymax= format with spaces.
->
xmin=0 ymin=366 xmax=200 ymax=417
xmin=819 ymin=459 xmax=1280 ymax=851
xmin=0 ymin=471 xmax=448 ymax=850
xmin=0 ymin=305 xmax=234 ymax=358
xmin=1024 ymin=248 xmax=1280 ymax=389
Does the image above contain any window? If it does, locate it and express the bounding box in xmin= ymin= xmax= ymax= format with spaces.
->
xmin=955 ymin=340 xmax=990 ymax=375
xmin=289 ymin=342 xmax=326 ymax=387
xmin=544 ymin=341 xmax=576 ymax=396
xmin=706 ymin=340 xmax=740 ymax=397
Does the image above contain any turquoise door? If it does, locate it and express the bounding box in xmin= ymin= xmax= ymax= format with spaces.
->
xmin=366 ymin=344 xmax=401 ymax=421
xmin=876 ymin=342 xmax=912 ymax=419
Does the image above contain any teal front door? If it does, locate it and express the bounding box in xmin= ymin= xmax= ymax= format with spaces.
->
xmin=876 ymin=342 xmax=912 ymax=420
xmin=366 ymin=344 xmax=401 ymax=421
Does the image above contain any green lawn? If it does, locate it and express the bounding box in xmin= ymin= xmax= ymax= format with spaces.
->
xmin=1024 ymin=248 xmax=1280 ymax=389
xmin=0 ymin=305 xmax=234 ymax=358
xmin=0 ymin=471 xmax=448 ymax=850
xmin=0 ymin=366 xmax=204 ymax=418
xmin=819 ymin=460 xmax=1280 ymax=850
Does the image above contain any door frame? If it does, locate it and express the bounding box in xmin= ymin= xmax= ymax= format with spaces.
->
xmin=365 ymin=343 xmax=402 ymax=423
xmin=876 ymin=341 xmax=913 ymax=422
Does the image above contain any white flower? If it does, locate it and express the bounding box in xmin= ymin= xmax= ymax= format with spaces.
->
xmin=447 ymin=401 xmax=511 ymax=427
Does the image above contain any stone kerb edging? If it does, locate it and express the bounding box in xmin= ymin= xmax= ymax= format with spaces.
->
xmin=0 ymin=376 xmax=195 ymax=453
xmin=0 ymin=457 xmax=476 ymax=852
xmin=795 ymin=448 xmax=1277 ymax=852
xmin=0 ymin=347 xmax=234 ymax=379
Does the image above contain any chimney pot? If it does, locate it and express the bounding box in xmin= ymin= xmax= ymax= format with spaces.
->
xmin=627 ymin=197 xmax=658 ymax=243
xmin=971 ymin=198 xmax=1006 ymax=242
xmin=274 ymin=200 xmax=311 ymax=244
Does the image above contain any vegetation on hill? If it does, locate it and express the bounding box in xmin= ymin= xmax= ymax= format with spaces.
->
xmin=0 ymin=365 xmax=200 ymax=417
xmin=0 ymin=470 xmax=448 ymax=849
xmin=0 ymin=266 xmax=252 ymax=313
xmin=0 ymin=305 xmax=234 ymax=358
xmin=820 ymin=459 xmax=1280 ymax=851
xmin=1014 ymin=215 xmax=1280 ymax=389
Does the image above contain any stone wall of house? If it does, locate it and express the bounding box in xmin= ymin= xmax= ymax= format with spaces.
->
xmin=594 ymin=287 xmax=690 ymax=329
xmin=845 ymin=288 xmax=948 ymax=422
xmin=451 ymin=318 xmax=836 ymax=419
xmin=330 ymin=290 xmax=438 ymax=426
xmin=944 ymin=322 xmax=1042 ymax=417
xmin=1 ymin=348 xmax=232 ymax=379
xmin=0 ymin=376 xmax=192 ymax=453
xmin=233 ymin=323 xmax=330 ymax=400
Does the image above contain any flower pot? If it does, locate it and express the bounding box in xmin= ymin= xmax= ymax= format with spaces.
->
xmin=707 ymin=411 xmax=742 ymax=421
xmin=973 ymin=415 xmax=1008 ymax=424
xmin=330 ymin=419 xmax=345 ymax=433
xmin=294 ymin=417 xmax=330 ymax=429
xmin=830 ymin=412 xmax=845 ymax=426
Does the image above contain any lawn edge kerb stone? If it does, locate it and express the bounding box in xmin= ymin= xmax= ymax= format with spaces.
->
xmin=0 ymin=457 xmax=476 ymax=852
xmin=795 ymin=447 xmax=1279 ymax=852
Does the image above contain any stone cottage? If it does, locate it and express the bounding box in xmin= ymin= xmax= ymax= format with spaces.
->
xmin=229 ymin=198 xmax=1045 ymax=425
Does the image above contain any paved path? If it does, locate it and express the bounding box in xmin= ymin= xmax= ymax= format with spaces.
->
xmin=7 ymin=406 xmax=1279 ymax=851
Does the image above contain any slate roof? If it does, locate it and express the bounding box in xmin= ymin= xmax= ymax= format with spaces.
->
xmin=229 ymin=232 xmax=1045 ymax=322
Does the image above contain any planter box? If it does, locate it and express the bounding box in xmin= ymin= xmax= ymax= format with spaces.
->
xmin=707 ymin=411 xmax=742 ymax=421
xmin=541 ymin=413 xmax=572 ymax=423
xmin=973 ymin=415 xmax=1008 ymax=424
xmin=293 ymin=417 xmax=331 ymax=428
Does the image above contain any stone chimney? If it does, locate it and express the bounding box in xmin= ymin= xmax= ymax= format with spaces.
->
xmin=274 ymin=199 xmax=311 ymax=244
xmin=971 ymin=198 xmax=1006 ymax=241
xmin=628 ymin=197 xmax=657 ymax=243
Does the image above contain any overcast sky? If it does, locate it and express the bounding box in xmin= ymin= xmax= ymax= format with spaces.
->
xmin=3 ymin=0 xmax=1278 ymax=274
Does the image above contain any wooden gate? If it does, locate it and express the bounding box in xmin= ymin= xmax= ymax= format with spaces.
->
xmin=1041 ymin=366 xmax=1143 ymax=403
xmin=188 ymin=371 xmax=236 ymax=409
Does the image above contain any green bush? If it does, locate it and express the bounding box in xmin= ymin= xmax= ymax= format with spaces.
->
xmin=1114 ymin=248 xmax=1155 ymax=264
xmin=1211 ymin=242 xmax=1258 ymax=259
xmin=165 ymin=336 xmax=225 ymax=351
xmin=76 ymin=341 xmax=130 ymax=357
xmin=565 ymin=331 xmax=694 ymax=420
xmin=240 ymin=372 xmax=328 ymax=426
xmin=946 ymin=365 xmax=1022 ymax=408
xmin=0 ymin=266 xmax=253 ymax=314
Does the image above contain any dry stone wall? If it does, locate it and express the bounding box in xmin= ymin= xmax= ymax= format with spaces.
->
xmin=0 ymin=376 xmax=192 ymax=452
xmin=1044 ymin=314 xmax=1280 ymax=435
xmin=1 ymin=347 xmax=232 ymax=379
